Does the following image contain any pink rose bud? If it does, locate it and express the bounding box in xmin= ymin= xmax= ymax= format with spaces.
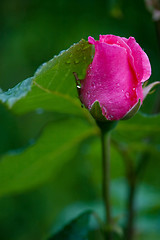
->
xmin=78 ymin=35 xmax=152 ymax=121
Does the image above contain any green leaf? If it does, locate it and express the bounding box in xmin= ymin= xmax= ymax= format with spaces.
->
xmin=48 ymin=211 xmax=104 ymax=240
xmin=113 ymin=113 xmax=160 ymax=143
xmin=0 ymin=118 xmax=98 ymax=197
xmin=0 ymin=40 xmax=93 ymax=117
xmin=0 ymin=40 xmax=96 ymax=196
xmin=0 ymin=105 xmax=22 ymax=155
xmin=112 ymin=113 xmax=160 ymax=187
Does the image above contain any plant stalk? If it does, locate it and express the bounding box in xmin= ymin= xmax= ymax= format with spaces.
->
xmin=101 ymin=131 xmax=112 ymax=239
xmin=126 ymin=180 xmax=136 ymax=240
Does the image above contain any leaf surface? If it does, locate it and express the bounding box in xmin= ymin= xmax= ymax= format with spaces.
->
xmin=113 ymin=113 xmax=160 ymax=143
xmin=0 ymin=40 xmax=93 ymax=117
xmin=48 ymin=211 xmax=104 ymax=240
xmin=0 ymin=118 xmax=98 ymax=197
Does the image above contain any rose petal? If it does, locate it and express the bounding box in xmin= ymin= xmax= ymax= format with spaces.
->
xmin=136 ymin=83 xmax=143 ymax=102
xmin=80 ymin=39 xmax=139 ymax=120
xmin=123 ymin=37 xmax=151 ymax=82
xmin=100 ymin=35 xmax=139 ymax=83
xmin=100 ymin=34 xmax=129 ymax=50
xmin=88 ymin=36 xmax=96 ymax=45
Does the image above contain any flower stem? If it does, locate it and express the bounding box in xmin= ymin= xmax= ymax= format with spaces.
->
xmin=126 ymin=181 xmax=136 ymax=240
xmin=101 ymin=131 xmax=112 ymax=239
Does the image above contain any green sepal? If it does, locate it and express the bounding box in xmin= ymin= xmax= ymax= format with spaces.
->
xmin=90 ymin=101 xmax=118 ymax=133
xmin=90 ymin=101 xmax=107 ymax=122
xmin=143 ymin=81 xmax=160 ymax=99
xmin=122 ymin=99 xmax=141 ymax=120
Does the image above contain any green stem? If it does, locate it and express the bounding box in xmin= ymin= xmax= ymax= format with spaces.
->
xmin=126 ymin=180 xmax=136 ymax=240
xmin=111 ymin=139 xmax=136 ymax=240
xmin=126 ymin=152 xmax=150 ymax=240
xmin=101 ymin=131 xmax=112 ymax=239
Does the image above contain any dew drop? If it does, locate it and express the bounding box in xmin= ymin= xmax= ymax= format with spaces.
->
xmin=29 ymin=138 xmax=36 ymax=146
xmin=81 ymin=104 xmax=84 ymax=108
xmin=86 ymin=91 xmax=90 ymax=98
xmin=66 ymin=59 xmax=71 ymax=64
xmin=122 ymin=89 xmax=124 ymax=93
xmin=133 ymin=87 xmax=136 ymax=91
xmin=102 ymin=106 xmax=107 ymax=116
xmin=116 ymin=83 xmax=120 ymax=87
xmin=107 ymin=115 xmax=114 ymax=120
xmin=74 ymin=59 xmax=79 ymax=64
xmin=91 ymin=82 xmax=96 ymax=89
xmin=97 ymin=82 xmax=102 ymax=87
xmin=36 ymin=108 xmax=44 ymax=114
xmin=125 ymin=92 xmax=130 ymax=98
xmin=137 ymin=73 xmax=140 ymax=78
xmin=84 ymin=56 xmax=86 ymax=60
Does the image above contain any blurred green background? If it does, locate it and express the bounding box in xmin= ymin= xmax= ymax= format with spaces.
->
xmin=0 ymin=0 xmax=160 ymax=239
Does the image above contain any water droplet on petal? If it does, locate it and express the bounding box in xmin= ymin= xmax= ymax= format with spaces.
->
xmin=125 ymin=92 xmax=130 ymax=98
xmin=91 ymin=82 xmax=96 ymax=89
xmin=133 ymin=87 xmax=136 ymax=91
xmin=137 ymin=73 xmax=140 ymax=78
xmin=107 ymin=115 xmax=114 ymax=120
xmin=97 ymin=82 xmax=101 ymax=87
xmin=86 ymin=91 xmax=90 ymax=98
xmin=116 ymin=83 xmax=120 ymax=87
xmin=102 ymin=106 xmax=107 ymax=116
xmin=103 ymin=73 xmax=107 ymax=77
xmin=122 ymin=90 xmax=124 ymax=93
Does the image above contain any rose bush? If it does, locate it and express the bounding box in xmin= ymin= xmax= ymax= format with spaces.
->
xmin=79 ymin=35 xmax=152 ymax=121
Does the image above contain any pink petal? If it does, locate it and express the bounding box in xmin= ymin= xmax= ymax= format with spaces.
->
xmin=80 ymin=39 xmax=139 ymax=120
xmin=123 ymin=37 xmax=151 ymax=82
xmin=99 ymin=35 xmax=138 ymax=84
xmin=99 ymin=34 xmax=129 ymax=50
xmin=88 ymin=36 xmax=96 ymax=45
xmin=136 ymin=84 xmax=143 ymax=103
